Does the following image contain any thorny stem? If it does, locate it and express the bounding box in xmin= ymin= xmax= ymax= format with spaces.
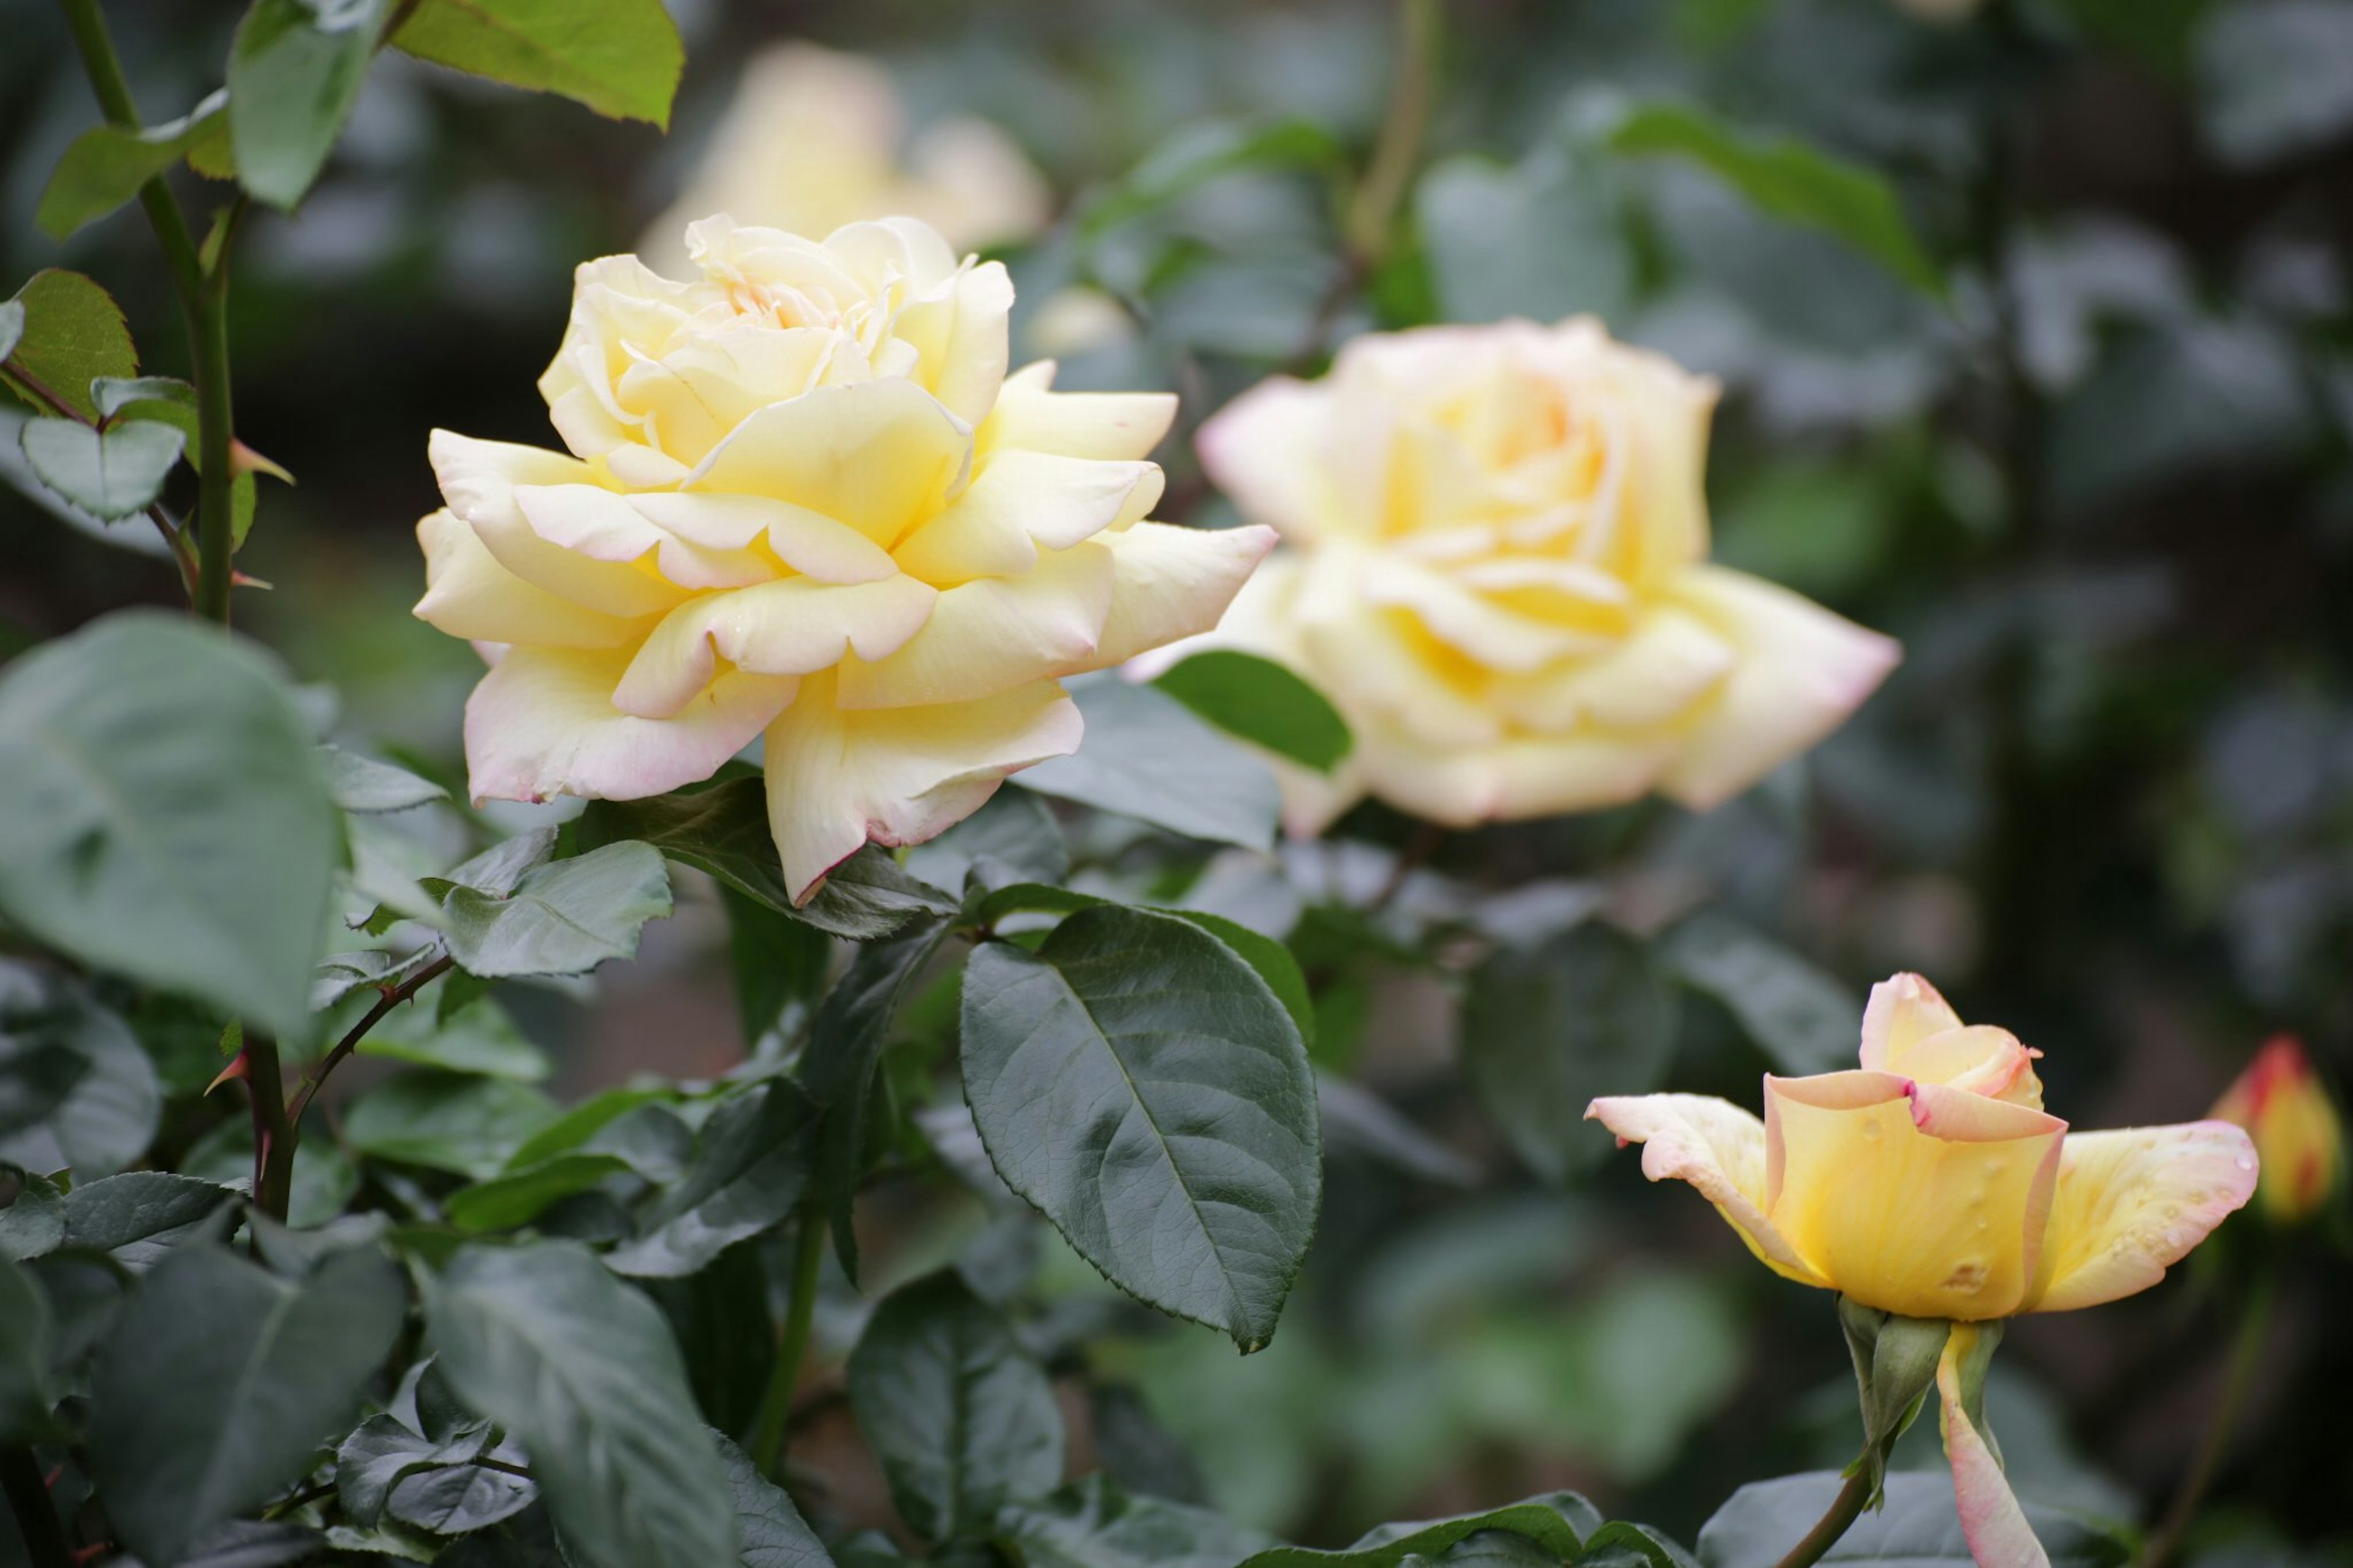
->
xmin=285 ymin=954 xmax=457 ymax=1127
xmin=243 ymin=1038 xmax=294 ymax=1227
xmin=1771 ymin=1468 xmax=1874 ymax=1568
xmin=55 ymin=0 xmax=239 ymax=624
xmin=750 ymin=1210 xmax=829 ymax=1482
xmin=0 ymin=358 xmax=200 ymax=595
xmin=2142 ymin=1272 xmax=2276 ymax=1568
xmin=0 ymin=1446 xmax=72 ymax=1568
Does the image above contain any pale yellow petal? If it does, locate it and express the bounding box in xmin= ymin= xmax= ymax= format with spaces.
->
xmin=414 ymin=511 xmax=648 ymax=650
xmin=1585 ymin=1094 xmax=1826 ymax=1287
xmin=612 ymin=575 xmax=939 ymax=718
xmin=1491 ymin=605 xmax=1735 ymax=733
xmin=428 ymin=431 xmax=691 ymax=619
xmin=1858 ymin=972 xmax=1966 ymax=1072
xmin=627 ymin=492 xmax=898 ymax=584
xmin=689 ymin=379 xmax=971 ymax=549
xmin=835 ymin=543 xmax=1116 ymax=709
xmin=1082 ymin=523 xmax=1278 ymax=671
xmin=985 ymin=361 xmax=1176 ymax=461
xmin=1195 ymin=375 xmax=1336 ymax=543
xmin=2024 ymin=1121 xmax=2258 ymax=1313
xmin=892 ymin=449 xmax=1156 ymax=586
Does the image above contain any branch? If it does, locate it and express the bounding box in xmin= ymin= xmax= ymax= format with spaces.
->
xmin=284 ymin=954 xmax=455 ymax=1126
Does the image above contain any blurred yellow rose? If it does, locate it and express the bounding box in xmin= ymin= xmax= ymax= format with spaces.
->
xmin=2211 ymin=1034 xmax=2343 ymax=1225
xmin=1590 ymin=973 xmax=2257 ymax=1566
xmin=415 ymin=215 xmax=1272 ymax=903
xmin=1183 ymin=319 xmax=1900 ymax=834
xmin=642 ymin=45 xmax=1050 ymax=275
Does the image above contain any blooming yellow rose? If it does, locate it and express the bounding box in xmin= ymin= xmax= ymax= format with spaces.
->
xmin=415 ymin=215 xmax=1273 ymax=902
xmin=1180 ymin=319 xmax=1900 ymax=833
xmin=1590 ymin=973 xmax=2257 ymax=1566
xmin=641 ymin=44 xmax=1049 ymax=275
xmin=2211 ymin=1034 xmax=2343 ymax=1225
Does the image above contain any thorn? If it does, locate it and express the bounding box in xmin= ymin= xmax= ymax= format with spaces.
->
xmin=206 ymin=1050 xmax=251 ymax=1096
xmin=230 ymin=439 xmax=294 ymax=484
xmin=231 ymin=570 xmax=275 ymax=589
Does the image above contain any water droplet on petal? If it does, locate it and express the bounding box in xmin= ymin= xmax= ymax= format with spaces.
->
xmin=2235 ymin=1155 xmax=2256 ymax=1172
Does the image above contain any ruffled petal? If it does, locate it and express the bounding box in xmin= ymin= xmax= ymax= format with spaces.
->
xmin=1083 ymin=522 xmax=1277 ymax=671
xmin=512 ymin=483 xmax=775 ymax=590
xmin=892 ymin=449 xmax=1156 ymax=586
xmin=429 ymin=431 xmax=691 ymax=618
xmin=1655 ymin=564 xmax=1901 ymax=811
xmin=834 ymin=542 xmax=1116 ymax=709
xmin=1937 ymin=1324 xmax=2049 ymax=1568
xmin=1859 ymin=972 xmax=1966 ymax=1072
xmin=762 ymin=672 xmax=1083 ymax=903
xmin=1585 ymin=1094 xmax=1827 ymax=1287
xmin=627 ymin=492 xmax=899 ymax=584
xmin=888 ymin=259 xmax=1015 ymax=427
xmin=984 ymin=361 xmax=1175 ymax=461
xmin=1490 ymin=604 xmax=1735 ymax=732
xmin=414 ymin=511 xmax=648 ymax=650
xmin=689 ymin=379 xmax=971 ymax=550
xmin=465 ymin=646 xmax=796 ymax=804
xmin=612 ymin=575 xmax=939 ymax=717
xmin=2023 ymin=1121 xmax=2259 ymax=1313
xmin=1195 ymin=375 xmax=1336 ymax=543
xmin=1765 ymin=1071 xmax=2065 ymax=1320
xmin=1355 ymin=722 xmax=1677 ymax=827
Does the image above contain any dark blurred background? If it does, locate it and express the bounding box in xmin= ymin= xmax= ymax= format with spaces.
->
xmin=4 ymin=0 xmax=2351 ymax=1558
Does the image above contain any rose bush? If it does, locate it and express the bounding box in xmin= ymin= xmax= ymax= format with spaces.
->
xmin=415 ymin=214 xmax=1272 ymax=902
xmin=1184 ymin=318 xmax=1900 ymax=831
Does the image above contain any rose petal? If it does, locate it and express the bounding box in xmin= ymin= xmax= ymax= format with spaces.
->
xmin=689 ymin=379 xmax=971 ymax=549
xmin=985 ymin=361 xmax=1176 ymax=461
xmin=1085 ymin=522 xmax=1278 ymax=670
xmin=414 ymin=511 xmax=649 ymax=650
xmin=613 ymin=575 xmax=939 ymax=718
xmin=1937 ymin=1324 xmax=2050 ymax=1568
xmin=892 ymin=449 xmax=1156 ymax=585
xmin=1859 ymin=972 xmax=1966 ymax=1072
xmin=1195 ymin=375 xmax=1334 ymax=543
xmin=429 ymin=431 xmax=691 ymax=618
xmin=2024 ymin=1121 xmax=2259 ymax=1313
xmin=834 ymin=542 xmax=1116 ymax=709
xmin=1585 ymin=1093 xmax=1827 ymax=1287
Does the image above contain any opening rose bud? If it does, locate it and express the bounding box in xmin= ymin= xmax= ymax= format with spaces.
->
xmin=1169 ymin=318 xmax=1901 ymax=834
xmin=2210 ymin=1034 xmax=2344 ymax=1226
xmin=1588 ymin=973 xmax=2258 ymax=1567
xmin=413 ymin=216 xmax=1274 ymax=903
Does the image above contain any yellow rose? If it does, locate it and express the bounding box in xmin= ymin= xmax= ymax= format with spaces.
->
xmin=1590 ymin=973 xmax=2257 ymax=1566
xmin=641 ymin=44 xmax=1049 ymax=275
xmin=415 ymin=215 xmax=1273 ymax=903
xmin=2211 ymin=1034 xmax=2343 ymax=1225
xmin=1181 ymin=319 xmax=1900 ymax=833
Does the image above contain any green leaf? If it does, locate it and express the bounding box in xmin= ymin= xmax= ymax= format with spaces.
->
xmin=713 ymin=1428 xmax=836 ymax=1568
xmin=1661 ymin=914 xmax=1856 ymax=1075
xmin=323 ymin=744 xmax=450 ymax=813
xmin=181 ymin=1119 xmax=360 ymax=1230
xmin=390 ymin=1455 xmax=538 ymax=1534
xmin=358 ymin=996 xmax=551 ymax=1082
xmin=1607 ymin=102 xmax=1944 ymax=298
xmin=803 ymin=920 xmax=953 ymax=1282
xmin=903 ymin=789 xmax=1068 ymax=896
xmin=336 ymin=1411 xmax=492 ymax=1528
xmin=504 ymin=1086 xmax=677 ymax=1170
xmin=0 ymin=300 xmax=20 ymax=363
xmin=0 ymin=965 xmax=160 ymax=1181
xmin=18 ymin=415 xmax=184 ymax=518
xmin=1417 ymin=136 xmax=1632 ymax=326
xmin=2197 ymin=1 xmax=2353 ymax=168
xmin=721 ymin=884 xmax=833 ymax=1049
xmin=423 ymin=1240 xmax=738 ymax=1568
xmin=89 ymin=1241 xmax=407 ymax=1566
xmin=311 ymin=944 xmax=443 ymax=1012
xmin=392 ymin=0 xmax=683 ymax=125
xmin=1 ymin=270 xmax=136 ymax=421
xmin=37 ymin=90 xmax=229 ymax=240
xmin=1460 ymin=923 xmax=1677 ymax=1185
xmin=0 ymin=1252 xmax=56 ymax=1440
xmin=847 ymin=1271 xmax=1064 ymax=1543
xmin=1151 ymin=651 xmax=1352 ymax=773
xmin=1694 ymin=1472 xmax=2129 ymax=1567
xmin=439 ymin=840 xmax=673 ymax=978
xmin=605 ymin=1079 xmax=820 ymax=1278
xmin=1016 ymin=679 xmax=1281 ymax=852
xmin=577 ymin=781 xmax=956 ymax=940
xmin=1080 ymin=118 xmax=1343 ymax=238
xmin=1314 ymin=1072 xmax=1475 ymax=1188
xmin=1162 ymin=909 xmax=1316 ymax=1048
xmin=0 ymin=1168 xmax=65 ymax=1262
xmin=996 ymin=1474 xmax=1273 ymax=1568
xmin=145 ymin=1520 xmax=326 ymax=1567
xmin=445 ymin=1153 xmax=632 ymax=1232
xmin=346 ymin=1071 xmax=560 ymax=1179
xmin=93 ymin=374 xmax=200 ymax=456
xmin=63 ymin=1171 xmax=241 ymax=1270
xmin=1238 ymin=1494 xmax=1602 ymax=1567
xmin=960 ymin=905 xmax=1320 ymax=1350
xmin=0 ymin=613 xmax=339 ymax=1038
xmin=228 ymin=0 xmax=393 ymax=209
xmin=1577 ymin=1522 xmax=1700 ymax=1568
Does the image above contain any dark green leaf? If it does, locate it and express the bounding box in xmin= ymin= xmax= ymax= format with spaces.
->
xmin=904 ymin=789 xmax=1069 ymax=895
xmin=502 ymin=1087 xmax=676 ymax=1170
xmin=996 ymin=1474 xmax=1271 ymax=1568
xmin=37 ymin=91 xmax=229 ymax=240
xmin=89 ymin=1241 xmax=406 ymax=1565
xmin=322 ymin=745 xmax=450 ymax=813
xmin=1161 ymin=909 xmax=1316 ymax=1048
xmin=1016 ymin=679 xmax=1281 ymax=852
xmin=156 ymin=1519 xmax=328 ymax=1567
xmin=1 ymin=270 xmax=136 ymax=421
xmin=606 ymin=1079 xmax=819 ymax=1278
xmin=439 ymin=841 xmax=673 ymax=978
xmin=1314 ymin=1072 xmax=1476 ymax=1188
xmin=346 ymin=1071 xmax=560 ymax=1179
xmin=577 ymin=782 xmax=955 ymax=940
xmin=390 ymin=0 xmax=684 ymax=126
xmin=358 ymin=996 xmax=550 ymax=1083
xmin=721 ymin=885 xmax=832 ymax=1050
xmin=18 ymin=415 xmax=182 ymax=519
xmin=0 ymin=1253 xmax=55 ymax=1440
xmin=1461 ymin=923 xmax=1677 ymax=1184
xmin=713 ymin=1430 xmax=836 ymax=1568
xmin=0 ymin=613 xmax=339 ymax=1038
xmin=960 ymin=905 xmax=1320 ymax=1350
xmin=1608 ymin=103 xmax=1943 ymax=297
xmin=424 ymin=1241 xmax=738 ymax=1568
xmin=1661 ymin=914 xmax=1855 ymax=1075
xmin=847 ymin=1271 xmax=1064 ymax=1542
xmin=337 ymin=1412 xmax=493 ymax=1528
xmin=229 ymin=0 xmax=393 ymax=208
xmin=1417 ymin=137 xmax=1633 ymax=326
xmin=1238 ymin=1494 xmax=1602 ymax=1567
xmin=803 ymin=920 xmax=952 ymax=1281
xmin=0 ymin=1168 xmax=65 ymax=1261
xmin=1694 ymin=1472 xmax=2128 ymax=1567
xmin=445 ymin=1153 xmax=632 ymax=1232
xmin=1151 ymin=651 xmax=1352 ymax=773
xmin=181 ymin=1118 xmax=360 ymax=1231
xmin=390 ymin=1457 xmax=538 ymax=1535
xmin=309 ymin=944 xmax=442 ymax=1013
xmin=1580 ymin=1521 xmax=1700 ymax=1568
xmin=63 ymin=1171 xmax=241 ymax=1270
xmin=0 ymin=965 xmax=159 ymax=1181
xmin=2197 ymin=1 xmax=2353 ymax=167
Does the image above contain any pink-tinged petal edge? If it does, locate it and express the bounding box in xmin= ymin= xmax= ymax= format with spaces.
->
xmin=1585 ymin=1094 xmax=1827 ymax=1287
xmin=1938 ymin=1324 xmax=2049 ymax=1568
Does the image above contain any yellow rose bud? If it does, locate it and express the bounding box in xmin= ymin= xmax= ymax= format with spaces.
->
xmin=414 ymin=215 xmax=1273 ymax=903
xmin=1174 ymin=319 xmax=1901 ymax=833
xmin=641 ymin=44 xmax=1049 ymax=275
xmin=2210 ymin=1034 xmax=2343 ymax=1225
xmin=1590 ymin=974 xmax=2259 ymax=1567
